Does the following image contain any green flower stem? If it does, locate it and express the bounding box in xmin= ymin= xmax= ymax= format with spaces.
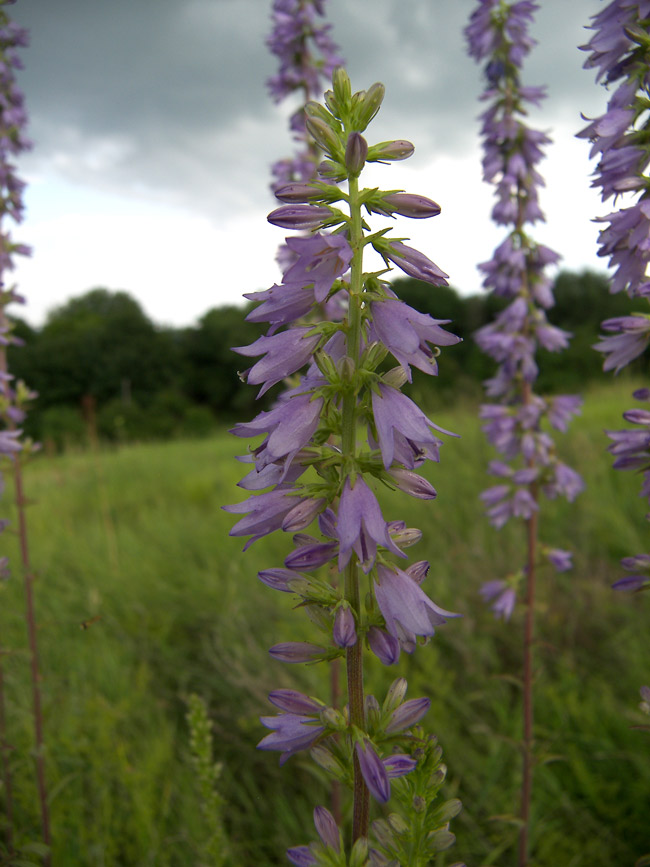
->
xmin=341 ymin=171 xmax=370 ymax=842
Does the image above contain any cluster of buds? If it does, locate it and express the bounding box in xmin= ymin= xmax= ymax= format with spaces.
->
xmin=579 ymin=1 xmax=650 ymax=591
xmin=226 ymin=69 xmax=464 ymax=861
xmin=465 ymin=0 xmax=583 ymax=616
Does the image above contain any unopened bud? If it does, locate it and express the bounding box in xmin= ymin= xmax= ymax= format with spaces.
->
xmin=406 ymin=560 xmax=430 ymax=585
xmin=370 ymin=819 xmax=394 ymax=849
xmin=380 ymin=192 xmax=441 ymax=219
xmin=382 ymin=366 xmax=409 ymax=389
xmin=345 ymin=131 xmax=368 ymax=176
xmin=383 ymin=677 xmax=408 ymax=712
xmin=367 ymin=139 xmax=414 ymax=162
xmin=333 ymin=605 xmax=357 ymax=647
xmin=267 ymin=204 xmax=331 ymax=230
xmin=310 ymin=744 xmax=346 ymax=778
xmin=388 ymin=468 xmax=437 ymax=500
xmin=320 ymin=706 xmax=347 ymax=730
xmin=282 ymin=497 xmax=326 ymax=532
xmin=387 ymin=813 xmax=409 ymax=834
xmin=428 ymin=829 xmax=456 ymax=852
xmin=305 ymin=116 xmax=343 ymax=158
xmin=350 ymin=836 xmax=369 ymax=867
xmin=389 ymin=524 xmax=422 ymax=547
xmin=337 ymin=355 xmax=356 ymax=383
xmin=274 ymin=182 xmax=321 ymax=203
xmin=385 ymin=697 xmax=431 ymax=733
xmin=318 ymin=159 xmax=347 ymax=182
xmin=332 ymin=67 xmax=352 ymax=108
xmin=412 ymin=795 xmax=426 ymax=813
xmin=354 ymin=82 xmax=385 ymax=131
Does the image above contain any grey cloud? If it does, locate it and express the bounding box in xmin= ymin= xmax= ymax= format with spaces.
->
xmin=12 ymin=0 xmax=606 ymax=215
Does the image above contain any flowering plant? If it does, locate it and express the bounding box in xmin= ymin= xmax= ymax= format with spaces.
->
xmin=465 ymin=2 xmax=583 ymax=863
xmin=226 ymin=69 xmax=465 ymax=863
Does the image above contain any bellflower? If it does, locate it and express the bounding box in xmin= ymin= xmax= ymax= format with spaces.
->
xmin=466 ymin=3 xmax=583 ymax=857
xmin=228 ymin=70 xmax=462 ymax=857
xmin=580 ymin=3 xmax=650 ymax=623
xmin=0 ymin=9 xmax=51 ymax=858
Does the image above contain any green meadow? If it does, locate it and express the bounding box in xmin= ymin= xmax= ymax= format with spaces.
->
xmin=1 ymin=378 xmax=649 ymax=866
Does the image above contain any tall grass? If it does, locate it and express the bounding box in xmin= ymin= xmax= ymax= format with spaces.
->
xmin=0 ymin=377 xmax=648 ymax=865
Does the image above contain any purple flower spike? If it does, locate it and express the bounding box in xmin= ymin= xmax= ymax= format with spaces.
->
xmin=367 ymin=626 xmax=400 ymax=665
xmin=382 ymin=240 xmax=449 ymax=286
xmin=355 ymin=740 xmax=390 ymax=803
xmin=333 ymin=605 xmax=357 ymax=647
xmin=336 ymin=475 xmax=405 ymax=573
xmin=374 ymin=564 xmax=460 ymax=650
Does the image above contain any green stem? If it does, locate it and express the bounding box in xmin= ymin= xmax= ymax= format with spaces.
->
xmin=341 ymin=172 xmax=370 ymax=842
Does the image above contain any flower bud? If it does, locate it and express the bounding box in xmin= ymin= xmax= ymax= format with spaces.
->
xmin=333 ymin=605 xmax=357 ymax=647
xmin=258 ymin=568 xmax=295 ymax=592
xmin=282 ymin=497 xmax=326 ymax=532
xmin=367 ymin=139 xmax=414 ymax=162
xmin=354 ymin=82 xmax=385 ymax=131
xmin=320 ymin=706 xmax=347 ymax=730
xmin=429 ymin=798 xmax=463 ymax=825
xmin=382 ymin=366 xmax=409 ymax=389
xmin=383 ymin=677 xmax=408 ymax=712
xmin=345 ymin=131 xmax=368 ymax=176
xmin=387 ymin=812 xmax=409 ymax=834
xmin=310 ymin=744 xmax=346 ymax=778
xmin=406 ymin=560 xmax=430 ymax=585
xmin=332 ymin=67 xmax=352 ymax=108
xmin=388 ymin=523 xmax=422 ymax=547
xmin=268 ymin=689 xmax=323 ymax=714
xmin=323 ymin=88 xmax=339 ymax=116
xmin=314 ymin=806 xmax=341 ymax=852
xmin=388 ymin=468 xmax=437 ymax=499
xmin=318 ymin=159 xmax=347 ymax=182
xmin=350 ymin=836 xmax=369 ymax=867
xmin=429 ymin=829 xmax=456 ymax=852
xmin=371 ymin=819 xmax=395 ymax=849
xmin=267 ymin=204 xmax=331 ymax=230
xmin=269 ymin=642 xmax=326 ymax=663
xmin=380 ymin=192 xmax=441 ymax=219
xmin=367 ymin=626 xmax=400 ymax=665
xmin=274 ymin=182 xmax=321 ymax=203
xmin=385 ymin=697 xmax=431 ymax=733
xmin=305 ymin=116 xmax=343 ymax=158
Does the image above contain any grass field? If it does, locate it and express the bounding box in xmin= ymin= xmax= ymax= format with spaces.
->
xmin=1 ymin=377 xmax=650 ymax=866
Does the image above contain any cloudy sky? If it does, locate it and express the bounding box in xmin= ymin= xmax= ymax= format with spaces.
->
xmin=9 ymin=0 xmax=610 ymax=328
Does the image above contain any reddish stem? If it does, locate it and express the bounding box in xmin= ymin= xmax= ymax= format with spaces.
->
xmin=0 ymin=660 xmax=14 ymax=854
xmin=13 ymin=458 xmax=51 ymax=865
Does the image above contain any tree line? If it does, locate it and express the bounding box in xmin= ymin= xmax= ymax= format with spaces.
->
xmin=7 ymin=269 xmax=642 ymax=449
